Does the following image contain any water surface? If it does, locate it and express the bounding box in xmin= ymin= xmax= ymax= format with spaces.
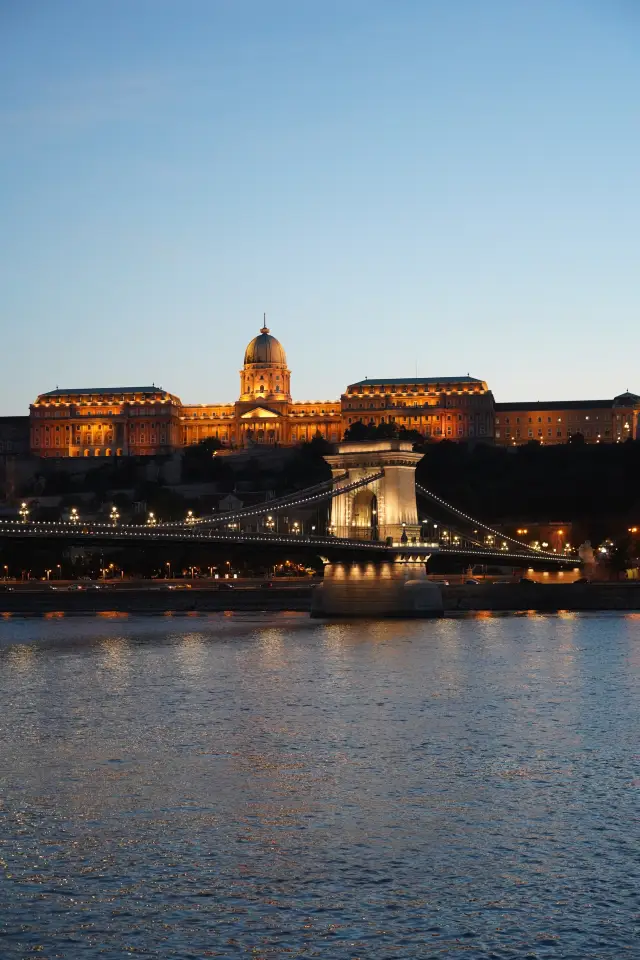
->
xmin=0 ymin=612 xmax=638 ymax=958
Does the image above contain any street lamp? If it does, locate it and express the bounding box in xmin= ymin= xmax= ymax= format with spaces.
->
xmin=110 ymin=505 xmax=119 ymax=526
xmin=147 ymin=511 xmax=157 ymax=526
xmin=186 ymin=510 xmax=196 ymax=525
xmin=19 ymin=502 xmax=29 ymax=523
xmin=70 ymin=507 xmax=79 ymax=523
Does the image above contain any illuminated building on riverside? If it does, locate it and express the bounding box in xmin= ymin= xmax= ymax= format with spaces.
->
xmin=20 ymin=323 xmax=640 ymax=458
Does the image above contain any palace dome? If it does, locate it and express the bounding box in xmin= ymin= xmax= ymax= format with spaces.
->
xmin=244 ymin=324 xmax=287 ymax=366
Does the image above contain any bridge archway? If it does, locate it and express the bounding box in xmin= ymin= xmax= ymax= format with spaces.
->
xmin=325 ymin=440 xmax=422 ymax=543
xmin=350 ymin=489 xmax=378 ymax=539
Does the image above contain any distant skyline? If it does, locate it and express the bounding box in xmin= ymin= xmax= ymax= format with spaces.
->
xmin=2 ymin=0 xmax=639 ymax=414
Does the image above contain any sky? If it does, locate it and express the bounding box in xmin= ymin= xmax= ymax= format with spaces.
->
xmin=1 ymin=0 xmax=639 ymax=414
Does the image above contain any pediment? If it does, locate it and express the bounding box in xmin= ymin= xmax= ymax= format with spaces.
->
xmin=240 ymin=406 xmax=280 ymax=419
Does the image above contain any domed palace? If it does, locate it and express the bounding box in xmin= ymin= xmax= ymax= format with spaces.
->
xmin=179 ymin=321 xmax=342 ymax=447
xmin=30 ymin=317 xmax=636 ymax=459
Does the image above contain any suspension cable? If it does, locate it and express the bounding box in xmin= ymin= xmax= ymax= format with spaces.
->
xmin=416 ymin=484 xmax=559 ymax=558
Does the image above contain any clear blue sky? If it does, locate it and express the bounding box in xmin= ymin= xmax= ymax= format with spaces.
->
xmin=1 ymin=0 xmax=639 ymax=414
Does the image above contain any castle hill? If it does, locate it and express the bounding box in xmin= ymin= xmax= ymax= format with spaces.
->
xmin=0 ymin=322 xmax=639 ymax=611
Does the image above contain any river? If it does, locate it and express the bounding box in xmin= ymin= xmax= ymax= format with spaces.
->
xmin=0 ymin=612 xmax=638 ymax=958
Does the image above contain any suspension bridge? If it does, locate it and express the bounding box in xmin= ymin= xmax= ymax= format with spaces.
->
xmin=0 ymin=440 xmax=576 ymax=615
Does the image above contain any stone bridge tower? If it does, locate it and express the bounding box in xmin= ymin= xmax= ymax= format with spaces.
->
xmin=324 ymin=440 xmax=423 ymax=543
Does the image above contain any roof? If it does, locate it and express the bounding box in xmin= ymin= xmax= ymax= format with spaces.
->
xmin=39 ymin=386 xmax=166 ymax=398
xmin=496 ymin=399 xmax=619 ymax=412
xmin=347 ymin=376 xmax=483 ymax=387
xmin=244 ymin=326 xmax=287 ymax=366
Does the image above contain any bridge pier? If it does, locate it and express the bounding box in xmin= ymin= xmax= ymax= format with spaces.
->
xmin=310 ymin=557 xmax=443 ymax=618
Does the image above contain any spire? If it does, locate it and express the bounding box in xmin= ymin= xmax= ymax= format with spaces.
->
xmin=260 ymin=312 xmax=269 ymax=335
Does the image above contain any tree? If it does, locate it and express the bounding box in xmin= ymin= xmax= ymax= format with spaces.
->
xmin=182 ymin=437 xmax=223 ymax=481
xmin=343 ymin=420 xmax=374 ymax=441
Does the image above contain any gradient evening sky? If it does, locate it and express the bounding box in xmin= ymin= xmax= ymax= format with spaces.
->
xmin=1 ymin=0 xmax=639 ymax=414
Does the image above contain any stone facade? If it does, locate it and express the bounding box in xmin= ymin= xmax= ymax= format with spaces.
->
xmin=494 ymin=393 xmax=640 ymax=445
xmin=26 ymin=324 xmax=640 ymax=457
xmin=30 ymin=387 xmax=182 ymax=458
xmin=342 ymin=376 xmax=494 ymax=441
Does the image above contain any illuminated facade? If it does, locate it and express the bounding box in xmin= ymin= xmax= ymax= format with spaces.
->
xmin=494 ymin=393 xmax=640 ymax=445
xmin=342 ymin=376 xmax=494 ymax=440
xmin=180 ymin=324 xmax=342 ymax=446
xmin=27 ymin=324 xmax=640 ymax=458
xmin=30 ymin=386 xmax=182 ymax=458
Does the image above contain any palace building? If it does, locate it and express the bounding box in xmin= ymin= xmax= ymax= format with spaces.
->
xmin=179 ymin=323 xmax=342 ymax=447
xmin=341 ymin=376 xmax=494 ymax=440
xmin=24 ymin=322 xmax=640 ymax=458
xmin=494 ymin=393 xmax=640 ymax=445
xmin=30 ymin=386 xmax=183 ymax=458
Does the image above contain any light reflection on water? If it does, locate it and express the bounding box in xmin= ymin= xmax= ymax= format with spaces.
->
xmin=0 ymin=612 xmax=638 ymax=959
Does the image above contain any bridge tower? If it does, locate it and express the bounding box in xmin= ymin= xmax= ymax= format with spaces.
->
xmin=312 ymin=440 xmax=443 ymax=617
xmin=324 ymin=440 xmax=423 ymax=543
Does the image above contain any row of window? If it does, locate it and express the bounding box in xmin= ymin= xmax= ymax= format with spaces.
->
xmin=496 ymin=413 xmax=629 ymax=425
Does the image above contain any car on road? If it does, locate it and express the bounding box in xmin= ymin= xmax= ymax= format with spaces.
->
xmin=464 ymin=578 xmax=480 ymax=585
xmin=260 ymin=581 xmax=274 ymax=589
xmin=165 ymin=583 xmax=192 ymax=591
xmin=217 ymin=582 xmax=235 ymax=591
xmin=519 ymin=577 xmax=536 ymax=584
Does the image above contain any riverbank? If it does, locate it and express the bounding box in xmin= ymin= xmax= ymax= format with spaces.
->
xmin=2 ymin=582 xmax=640 ymax=614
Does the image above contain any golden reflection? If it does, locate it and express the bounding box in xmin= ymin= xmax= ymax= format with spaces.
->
xmin=2 ymin=611 xmax=12 ymax=619
xmin=257 ymin=627 xmax=285 ymax=664
xmin=96 ymin=611 xmax=128 ymax=619
xmin=44 ymin=611 xmax=65 ymax=620
xmin=174 ymin=632 xmax=207 ymax=677
xmin=99 ymin=636 xmax=130 ymax=673
xmin=7 ymin=644 xmax=35 ymax=669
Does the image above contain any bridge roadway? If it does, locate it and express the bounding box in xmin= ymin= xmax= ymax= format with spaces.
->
xmin=0 ymin=520 xmax=574 ymax=566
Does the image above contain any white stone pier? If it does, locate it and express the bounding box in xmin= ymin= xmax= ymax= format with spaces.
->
xmin=312 ymin=440 xmax=442 ymax=617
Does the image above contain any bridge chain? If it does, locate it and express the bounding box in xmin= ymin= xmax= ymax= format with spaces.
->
xmin=415 ymin=483 xmax=561 ymax=560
